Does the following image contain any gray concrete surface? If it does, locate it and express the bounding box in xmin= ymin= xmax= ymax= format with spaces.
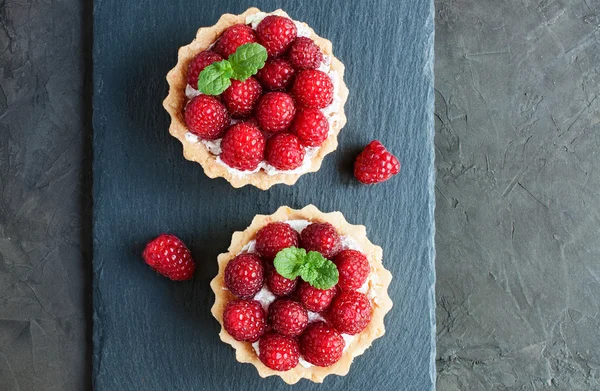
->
xmin=434 ymin=0 xmax=600 ymax=389
xmin=0 ymin=0 xmax=598 ymax=390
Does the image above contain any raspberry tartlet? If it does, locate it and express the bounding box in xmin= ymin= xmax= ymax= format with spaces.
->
xmin=164 ymin=8 xmax=349 ymax=190
xmin=210 ymin=205 xmax=393 ymax=383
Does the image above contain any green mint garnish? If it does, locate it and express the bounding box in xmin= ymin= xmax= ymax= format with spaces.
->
xmin=274 ymin=247 xmax=339 ymax=290
xmin=229 ymin=43 xmax=268 ymax=81
xmin=197 ymin=60 xmax=233 ymax=95
xmin=197 ymin=43 xmax=267 ymax=95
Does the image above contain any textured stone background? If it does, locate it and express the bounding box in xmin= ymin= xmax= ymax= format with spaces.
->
xmin=435 ymin=0 xmax=600 ymax=390
xmin=0 ymin=0 xmax=598 ymax=390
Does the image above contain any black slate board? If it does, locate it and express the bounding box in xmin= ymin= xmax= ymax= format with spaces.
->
xmin=92 ymin=1 xmax=435 ymax=390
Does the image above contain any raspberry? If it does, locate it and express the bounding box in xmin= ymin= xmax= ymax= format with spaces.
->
xmin=354 ymin=140 xmax=401 ymax=184
xmin=221 ymin=77 xmax=262 ymax=118
xmin=256 ymin=58 xmax=296 ymax=91
xmin=266 ymin=268 xmax=298 ymax=296
xmin=223 ymin=299 xmax=266 ymax=342
xmin=220 ymin=122 xmax=266 ymax=171
xmin=187 ymin=51 xmax=223 ymax=89
xmin=299 ymin=321 xmax=344 ymax=367
xmin=255 ymin=222 xmax=299 ymax=260
xmin=292 ymin=69 xmax=334 ymax=109
xmin=268 ymin=299 xmax=308 ymax=337
xmin=184 ymin=95 xmax=230 ymax=140
xmin=224 ymin=253 xmax=264 ymax=299
xmin=291 ymin=107 xmax=329 ymax=147
xmin=299 ymin=222 xmax=341 ymax=259
xmin=255 ymin=92 xmax=296 ymax=133
xmin=265 ymin=133 xmax=306 ymax=171
xmin=258 ymin=332 xmax=300 ymax=371
xmin=142 ymin=234 xmax=195 ymax=281
xmin=296 ymin=281 xmax=336 ymax=312
xmin=328 ymin=291 xmax=372 ymax=335
xmin=333 ymin=250 xmax=370 ymax=291
xmin=289 ymin=37 xmax=323 ymax=70
xmin=256 ymin=16 xmax=297 ymax=57
xmin=214 ymin=24 xmax=257 ymax=59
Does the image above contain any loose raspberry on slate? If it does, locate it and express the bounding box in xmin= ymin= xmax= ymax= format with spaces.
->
xmin=268 ymin=299 xmax=309 ymax=337
xmin=299 ymin=222 xmax=341 ymax=259
xmin=142 ymin=234 xmax=196 ymax=281
xmin=255 ymin=92 xmax=296 ymax=133
xmin=299 ymin=321 xmax=345 ymax=367
xmin=187 ymin=51 xmax=223 ymax=89
xmin=184 ymin=95 xmax=230 ymax=140
xmin=223 ymin=299 xmax=267 ymax=342
xmin=296 ymin=281 xmax=336 ymax=312
xmin=220 ymin=122 xmax=266 ymax=171
xmin=333 ymin=250 xmax=370 ymax=291
xmin=265 ymin=133 xmax=305 ymax=171
xmin=289 ymin=37 xmax=323 ymax=70
xmin=354 ymin=140 xmax=401 ymax=184
xmin=291 ymin=107 xmax=329 ymax=147
xmin=224 ymin=253 xmax=264 ymax=299
xmin=266 ymin=268 xmax=298 ymax=296
xmin=292 ymin=69 xmax=334 ymax=109
xmin=256 ymin=58 xmax=296 ymax=91
xmin=328 ymin=291 xmax=372 ymax=335
xmin=221 ymin=77 xmax=262 ymax=118
xmin=256 ymin=15 xmax=297 ymax=57
xmin=258 ymin=332 xmax=300 ymax=371
xmin=255 ymin=222 xmax=299 ymax=260
xmin=214 ymin=24 xmax=257 ymax=59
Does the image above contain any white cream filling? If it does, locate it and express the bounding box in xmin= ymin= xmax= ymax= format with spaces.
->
xmin=238 ymin=219 xmax=379 ymax=368
xmin=184 ymin=11 xmax=343 ymax=177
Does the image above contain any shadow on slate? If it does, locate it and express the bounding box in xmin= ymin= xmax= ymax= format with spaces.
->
xmin=92 ymin=0 xmax=436 ymax=390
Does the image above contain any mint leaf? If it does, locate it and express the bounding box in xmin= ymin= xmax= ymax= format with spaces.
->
xmin=197 ymin=60 xmax=233 ymax=95
xmin=274 ymin=247 xmax=307 ymax=279
xmin=228 ymin=43 xmax=268 ymax=81
xmin=302 ymin=251 xmax=339 ymax=290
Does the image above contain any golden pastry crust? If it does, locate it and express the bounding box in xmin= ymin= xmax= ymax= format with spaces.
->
xmin=163 ymin=9 xmax=349 ymax=190
xmin=209 ymin=205 xmax=393 ymax=384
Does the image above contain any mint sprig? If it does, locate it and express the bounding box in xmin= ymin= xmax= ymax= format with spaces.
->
xmin=274 ymin=247 xmax=339 ymax=290
xmin=197 ymin=43 xmax=267 ymax=95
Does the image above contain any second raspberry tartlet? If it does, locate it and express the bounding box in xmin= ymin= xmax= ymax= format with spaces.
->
xmin=210 ymin=205 xmax=393 ymax=384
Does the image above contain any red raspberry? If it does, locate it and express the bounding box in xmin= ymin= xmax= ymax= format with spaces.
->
xmin=268 ymin=299 xmax=308 ymax=337
xmin=142 ymin=234 xmax=195 ymax=281
xmin=289 ymin=37 xmax=323 ymax=70
xmin=184 ymin=95 xmax=229 ymax=140
xmin=333 ymin=250 xmax=370 ymax=291
xmin=256 ymin=16 xmax=297 ymax=57
xmin=220 ymin=122 xmax=266 ymax=171
xmin=328 ymin=291 xmax=372 ymax=335
xmin=292 ymin=69 xmax=334 ymax=109
xmin=258 ymin=332 xmax=300 ymax=371
xmin=300 ymin=222 xmax=341 ymax=259
xmin=214 ymin=24 xmax=257 ymax=59
xmin=255 ymin=222 xmax=299 ymax=260
xmin=224 ymin=253 xmax=264 ymax=299
xmin=291 ymin=107 xmax=329 ymax=147
xmin=256 ymin=58 xmax=296 ymax=91
xmin=265 ymin=133 xmax=306 ymax=171
xmin=223 ymin=299 xmax=266 ymax=342
xmin=187 ymin=51 xmax=223 ymax=89
xmin=255 ymin=92 xmax=296 ymax=133
xmin=296 ymin=281 xmax=336 ymax=312
xmin=354 ymin=140 xmax=401 ymax=184
xmin=221 ymin=77 xmax=262 ymax=118
xmin=266 ymin=268 xmax=298 ymax=296
xmin=299 ymin=321 xmax=344 ymax=367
